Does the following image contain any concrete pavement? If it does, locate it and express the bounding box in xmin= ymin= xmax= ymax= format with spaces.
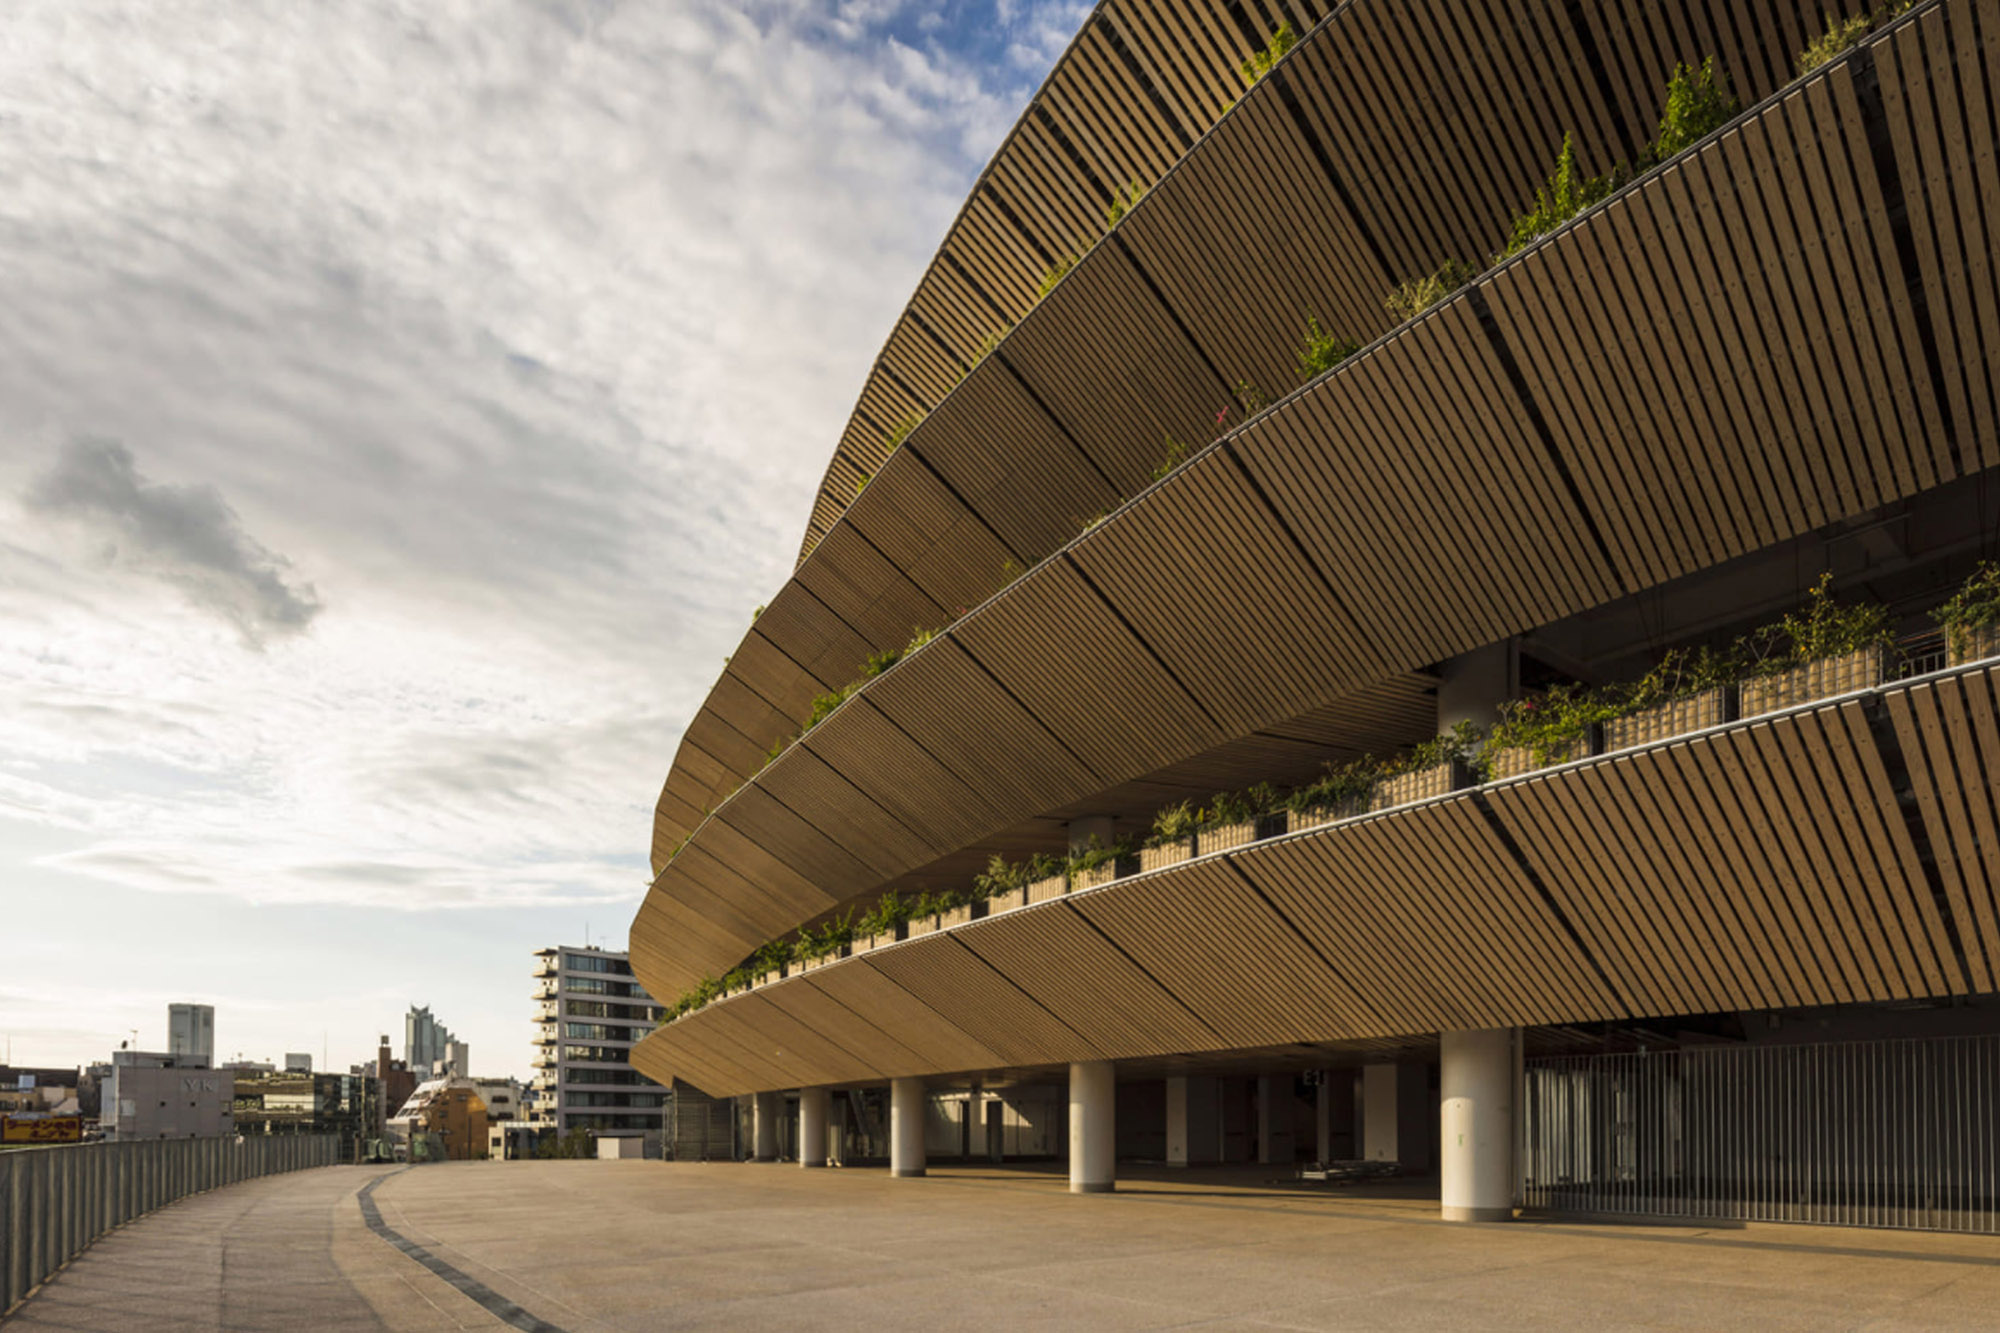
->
xmin=6 ymin=1160 xmax=2000 ymax=1329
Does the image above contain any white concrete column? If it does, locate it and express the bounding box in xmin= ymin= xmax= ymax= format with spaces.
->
xmin=1361 ymin=1064 xmax=1400 ymax=1163
xmin=1068 ymin=1060 xmax=1115 ymax=1194
xmin=798 ymin=1088 xmax=829 ymax=1168
xmin=1440 ymin=1029 xmax=1516 ymax=1222
xmin=890 ymin=1078 xmax=927 ymax=1178
xmin=1256 ymin=1076 xmax=1294 ymax=1165
xmin=752 ymin=1091 xmax=779 ymax=1162
xmin=1164 ymin=1075 xmax=1218 ymax=1167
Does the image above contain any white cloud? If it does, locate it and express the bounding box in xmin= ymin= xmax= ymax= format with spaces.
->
xmin=0 ymin=0 xmax=1090 ymax=1065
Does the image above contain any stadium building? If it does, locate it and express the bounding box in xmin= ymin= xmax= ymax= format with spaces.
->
xmin=630 ymin=0 xmax=2000 ymax=1232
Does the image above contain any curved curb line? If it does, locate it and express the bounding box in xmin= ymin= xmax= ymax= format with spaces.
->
xmin=356 ymin=1170 xmax=567 ymax=1333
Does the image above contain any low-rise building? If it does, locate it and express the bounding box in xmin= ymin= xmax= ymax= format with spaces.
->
xmin=101 ymin=1051 xmax=231 ymax=1140
xmin=388 ymin=1076 xmax=488 ymax=1161
xmin=232 ymin=1070 xmax=376 ymax=1144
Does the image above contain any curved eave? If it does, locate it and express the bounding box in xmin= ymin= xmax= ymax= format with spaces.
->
xmin=633 ymin=661 xmax=2000 ymax=1097
xmin=637 ymin=0 xmax=1994 ymax=1004
xmin=652 ymin=0 xmax=1844 ymax=864
xmin=790 ymin=0 xmax=1346 ymax=569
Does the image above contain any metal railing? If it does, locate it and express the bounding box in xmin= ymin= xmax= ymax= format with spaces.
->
xmin=1 ymin=1134 xmax=342 ymax=1314
xmin=1524 ymin=1034 xmax=1999 ymax=1234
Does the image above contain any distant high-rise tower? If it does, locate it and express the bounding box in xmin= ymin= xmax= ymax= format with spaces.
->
xmin=404 ymin=1005 xmax=455 ymax=1075
xmin=167 ymin=1003 xmax=215 ymax=1061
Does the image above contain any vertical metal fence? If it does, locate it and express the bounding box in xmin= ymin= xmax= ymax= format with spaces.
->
xmin=0 ymin=1134 xmax=341 ymax=1314
xmin=1524 ymin=1035 xmax=1999 ymax=1233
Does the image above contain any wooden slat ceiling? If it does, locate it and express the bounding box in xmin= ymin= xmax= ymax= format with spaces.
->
xmin=654 ymin=0 xmax=1849 ymax=867
xmin=633 ymin=666 xmax=2000 ymax=1098
xmin=636 ymin=0 xmax=1994 ymax=1003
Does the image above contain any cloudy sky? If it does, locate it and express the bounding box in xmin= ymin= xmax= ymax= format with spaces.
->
xmin=0 ymin=0 xmax=1088 ymax=1076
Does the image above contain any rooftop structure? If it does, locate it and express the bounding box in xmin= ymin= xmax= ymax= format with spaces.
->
xmin=629 ymin=0 xmax=2000 ymax=1234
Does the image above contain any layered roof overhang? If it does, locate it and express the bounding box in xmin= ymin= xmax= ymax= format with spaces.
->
xmin=637 ymin=663 xmax=2000 ymax=1097
xmin=636 ymin=0 xmax=1998 ymax=1009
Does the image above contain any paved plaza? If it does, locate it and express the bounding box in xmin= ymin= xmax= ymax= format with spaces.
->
xmin=8 ymin=1160 xmax=2000 ymax=1330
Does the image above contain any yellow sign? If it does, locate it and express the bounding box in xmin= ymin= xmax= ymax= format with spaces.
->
xmin=1 ymin=1116 xmax=83 ymax=1144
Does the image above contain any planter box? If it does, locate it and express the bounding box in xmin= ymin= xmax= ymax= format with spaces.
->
xmin=1740 ymin=645 xmax=1890 ymax=716
xmin=1486 ymin=736 xmax=1589 ymax=780
xmin=1369 ymin=760 xmax=1463 ymax=811
xmin=1602 ymin=687 xmax=1732 ymax=752
xmin=1026 ymin=873 xmax=1069 ymax=904
xmin=797 ymin=948 xmax=845 ymax=973
xmin=1139 ymin=838 xmax=1193 ymax=873
xmin=985 ymin=886 xmax=1028 ymax=916
xmin=1198 ymin=821 xmax=1258 ymax=855
xmin=939 ymin=903 xmax=975 ymax=929
xmin=1947 ymin=624 xmax=2000 ymax=666
xmin=751 ymin=970 xmax=778 ymax=989
xmin=1071 ymin=862 xmax=1118 ymax=892
xmin=1273 ymin=801 xmax=1362 ymax=835
xmin=905 ymin=915 xmax=940 ymax=939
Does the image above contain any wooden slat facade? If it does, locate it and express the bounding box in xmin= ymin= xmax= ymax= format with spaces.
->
xmin=639 ymin=0 xmax=1995 ymax=1003
xmin=633 ymin=664 xmax=2000 ymax=1098
xmin=655 ymin=0 xmax=1862 ymax=863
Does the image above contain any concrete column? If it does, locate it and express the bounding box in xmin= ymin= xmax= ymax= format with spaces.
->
xmin=1256 ymin=1076 xmax=1296 ymax=1165
xmin=1164 ymin=1075 xmax=1219 ymax=1167
xmin=1437 ymin=640 xmax=1517 ymax=732
xmin=798 ymin=1088 xmax=829 ymax=1168
xmin=1361 ymin=1064 xmax=1400 ymax=1163
xmin=1068 ymin=1061 xmax=1115 ymax=1194
xmin=1315 ymin=1074 xmax=1334 ymax=1163
xmin=1441 ymin=1028 xmax=1517 ymax=1223
xmin=752 ymin=1091 xmax=780 ymax=1162
xmin=1066 ymin=815 xmax=1115 ymax=856
xmin=890 ymin=1078 xmax=927 ymax=1178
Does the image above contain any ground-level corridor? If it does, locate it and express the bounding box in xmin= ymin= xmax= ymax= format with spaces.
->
xmin=8 ymin=1159 xmax=2000 ymax=1330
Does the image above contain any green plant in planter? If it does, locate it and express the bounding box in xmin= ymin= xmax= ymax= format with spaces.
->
xmin=1036 ymin=254 xmax=1077 ymax=299
xmin=1234 ymin=380 xmax=1267 ymax=417
xmin=1799 ymin=2 xmax=1911 ymax=74
xmin=1935 ymin=562 xmax=2000 ymax=658
xmin=856 ymin=892 xmax=906 ymax=938
xmin=1385 ymin=720 xmax=1486 ymax=778
xmin=862 ymin=646 xmax=902 ymax=677
xmin=1297 ymin=315 xmax=1362 ymax=380
xmin=1151 ymin=433 xmax=1190 ymax=481
xmin=885 ymin=414 xmax=924 ymax=450
xmin=803 ymin=682 xmax=858 ymax=732
xmin=1651 ymin=57 xmax=1738 ymax=160
xmin=1104 ymin=179 xmax=1145 ymax=228
xmin=1287 ymin=757 xmax=1380 ymax=813
xmin=1744 ymin=572 xmax=1894 ymax=673
xmin=1487 ymin=687 xmax=1617 ymax=766
xmin=1147 ymin=800 xmax=1200 ymax=847
xmin=971 ymin=855 xmax=1023 ymax=898
xmin=1386 ymin=258 xmax=1477 ymax=320
xmin=1619 ymin=644 xmax=1744 ymax=710
xmin=751 ymin=941 xmax=791 ymax=975
xmin=1069 ymin=835 xmax=1131 ymax=877
xmin=1000 ymin=554 xmax=1042 ymax=585
xmin=1498 ymin=131 xmax=1620 ymax=259
xmin=1239 ymin=22 xmax=1297 ymax=86
xmin=1201 ymin=787 xmax=1260 ymax=830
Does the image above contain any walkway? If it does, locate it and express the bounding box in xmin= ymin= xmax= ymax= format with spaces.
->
xmin=7 ymin=1161 xmax=2000 ymax=1330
